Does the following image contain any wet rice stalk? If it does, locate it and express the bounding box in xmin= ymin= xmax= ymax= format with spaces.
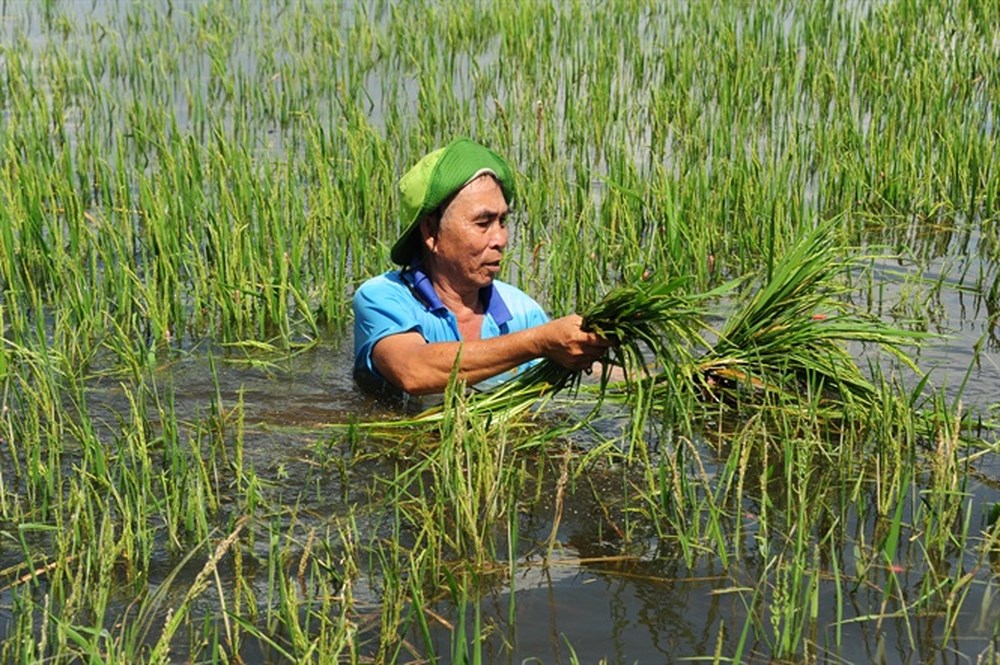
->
xmin=0 ymin=0 xmax=998 ymax=662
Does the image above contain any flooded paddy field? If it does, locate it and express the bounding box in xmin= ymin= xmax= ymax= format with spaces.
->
xmin=0 ymin=1 xmax=998 ymax=663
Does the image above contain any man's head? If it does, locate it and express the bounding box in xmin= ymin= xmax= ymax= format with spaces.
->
xmin=391 ymin=138 xmax=515 ymax=266
xmin=419 ymin=172 xmax=510 ymax=291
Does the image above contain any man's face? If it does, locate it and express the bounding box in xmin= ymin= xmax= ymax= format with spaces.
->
xmin=422 ymin=175 xmax=509 ymax=291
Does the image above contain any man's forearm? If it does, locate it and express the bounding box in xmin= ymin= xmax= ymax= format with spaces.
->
xmin=373 ymin=329 xmax=545 ymax=395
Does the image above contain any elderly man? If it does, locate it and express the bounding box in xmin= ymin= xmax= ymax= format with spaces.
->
xmin=353 ymin=137 xmax=609 ymax=396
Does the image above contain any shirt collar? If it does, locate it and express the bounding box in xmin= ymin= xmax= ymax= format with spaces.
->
xmin=402 ymin=265 xmax=512 ymax=327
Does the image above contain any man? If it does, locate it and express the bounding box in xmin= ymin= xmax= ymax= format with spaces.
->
xmin=353 ymin=137 xmax=609 ymax=397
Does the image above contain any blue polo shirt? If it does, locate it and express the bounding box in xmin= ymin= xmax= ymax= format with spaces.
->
xmin=352 ymin=267 xmax=549 ymax=393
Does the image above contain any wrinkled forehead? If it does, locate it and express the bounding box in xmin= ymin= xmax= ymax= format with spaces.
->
xmin=439 ymin=173 xmax=509 ymax=219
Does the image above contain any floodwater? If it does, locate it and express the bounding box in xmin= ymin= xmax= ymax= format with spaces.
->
xmin=66 ymin=258 xmax=999 ymax=663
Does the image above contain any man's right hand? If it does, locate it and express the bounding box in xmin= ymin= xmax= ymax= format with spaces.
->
xmin=538 ymin=314 xmax=612 ymax=370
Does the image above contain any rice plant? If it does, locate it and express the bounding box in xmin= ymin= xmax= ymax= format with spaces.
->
xmin=692 ymin=220 xmax=932 ymax=422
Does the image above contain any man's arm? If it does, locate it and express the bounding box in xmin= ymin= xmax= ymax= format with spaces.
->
xmin=372 ymin=314 xmax=609 ymax=395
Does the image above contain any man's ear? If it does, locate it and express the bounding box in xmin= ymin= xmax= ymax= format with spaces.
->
xmin=419 ymin=215 xmax=438 ymax=254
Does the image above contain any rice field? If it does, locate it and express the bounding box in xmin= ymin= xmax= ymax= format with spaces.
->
xmin=0 ymin=0 xmax=998 ymax=662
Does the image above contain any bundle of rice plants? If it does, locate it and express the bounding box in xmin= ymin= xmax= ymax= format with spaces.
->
xmin=692 ymin=220 xmax=929 ymax=417
xmin=404 ymin=274 xmax=724 ymax=428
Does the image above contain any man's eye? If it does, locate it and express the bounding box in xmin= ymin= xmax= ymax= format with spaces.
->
xmin=475 ymin=216 xmax=508 ymax=230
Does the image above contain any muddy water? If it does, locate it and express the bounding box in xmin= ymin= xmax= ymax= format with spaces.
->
xmin=90 ymin=268 xmax=996 ymax=663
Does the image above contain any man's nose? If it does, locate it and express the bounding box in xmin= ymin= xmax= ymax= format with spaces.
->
xmin=490 ymin=223 xmax=508 ymax=249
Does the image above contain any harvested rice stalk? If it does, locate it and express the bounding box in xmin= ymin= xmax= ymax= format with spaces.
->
xmin=694 ymin=220 xmax=930 ymax=414
xmin=406 ymin=274 xmax=724 ymax=425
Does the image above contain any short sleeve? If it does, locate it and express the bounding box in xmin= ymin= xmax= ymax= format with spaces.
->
xmin=352 ymin=275 xmax=424 ymax=379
